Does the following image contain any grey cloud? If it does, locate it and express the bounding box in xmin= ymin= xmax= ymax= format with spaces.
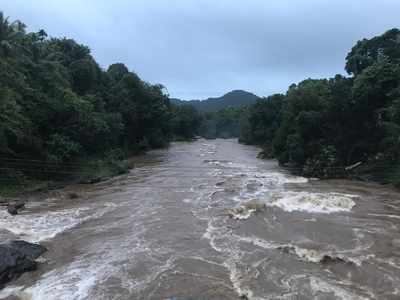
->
xmin=2 ymin=0 xmax=400 ymax=99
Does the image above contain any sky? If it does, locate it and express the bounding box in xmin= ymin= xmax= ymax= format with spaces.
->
xmin=2 ymin=0 xmax=400 ymax=100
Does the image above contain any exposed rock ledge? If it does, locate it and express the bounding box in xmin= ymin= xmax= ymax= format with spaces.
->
xmin=0 ymin=241 xmax=47 ymax=288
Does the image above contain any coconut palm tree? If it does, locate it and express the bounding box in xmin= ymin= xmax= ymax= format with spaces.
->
xmin=0 ymin=12 xmax=27 ymax=57
xmin=0 ymin=12 xmax=13 ymax=56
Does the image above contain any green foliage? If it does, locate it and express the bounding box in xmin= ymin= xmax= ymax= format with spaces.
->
xmin=170 ymin=104 xmax=202 ymax=140
xmin=346 ymin=28 xmax=400 ymax=75
xmin=239 ymin=94 xmax=284 ymax=145
xmin=107 ymin=63 xmax=129 ymax=82
xmin=69 ymin=58 xmax=99 ymax=94
xmin=240 ymin=28 xmax=400 ymax=184
xmin=0 ymin=12 xmax=172 ymax=183
xmin=0 ymin=88 xmax=29 ymax=155
xmin=80 ymin=149 xmax=130 ymax=183
xmin=46 ymin=134 xmax=81 ymax=163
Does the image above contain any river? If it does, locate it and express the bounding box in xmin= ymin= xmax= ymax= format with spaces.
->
xmin=0 ymin=139 xmax=399 ymax=300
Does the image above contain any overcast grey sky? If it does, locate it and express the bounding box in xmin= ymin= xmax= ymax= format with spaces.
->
xmin=2 ymin=0 xmax=400 ymax=99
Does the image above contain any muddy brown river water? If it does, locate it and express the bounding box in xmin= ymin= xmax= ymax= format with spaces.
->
xmin=1 ymin=139 xmax=400 ymax=299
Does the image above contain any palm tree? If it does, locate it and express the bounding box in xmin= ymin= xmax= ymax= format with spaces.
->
xmin=0 ymin=12 xmax=27 ymax=57
xmin=0 ymin=12 xmax=13 ymax=56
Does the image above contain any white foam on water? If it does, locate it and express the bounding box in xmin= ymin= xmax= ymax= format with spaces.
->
xmin=0 ymin=203 xmax=116 ymax=243
xmin=0 ymin=286 xmax=24 ymax=299
xmin=236 ymin=235 xmax=366 ymax=266
xmin=229 ymin=209 xmax=256 ymax=220
xmin=224 ymin=258 xmax=259 ymax=300
xmin=292 ymin=247 xmax=331 ymax=263
xmin=18 ymin=228 xmax=153 ymax=300
xmin=289 ymin=246 xmax=363 ymax=265
xmin=304 ymin=218 xmax=317 ymax=222
xmin=236 ymin=235 xmax=278 ymax=250
xmin=229 ymin=171 xmax=309 ymax=204
xmin=202 ymin=220 xmax=223 ymax=253
xmin=136 ymin=256 xmax=178 ymax=299
xmin=267 ymin=191 xmax=357 ymax=214
xmin=298 ymin=247 xmax=371 ymax=267
xmin=1 ymin=263 xmax=101 ymax=300
xmin=310 ymin=277 xmax=369 ymax=300
xmin=254 ymin=172 xmax=308 ymax=186
xmin=25 ymin=262 xmax=99 ymax=300
xmin=368 ymin=213 xmax=400 ymax=220
xmin=375 ymin=257 xmax=400 ymax=270
xmin=202 ymin=222 xmax=261 ymax=299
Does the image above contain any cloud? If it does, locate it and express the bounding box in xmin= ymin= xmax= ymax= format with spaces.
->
xmin=2 ymin=0 xmax=400 ymax=99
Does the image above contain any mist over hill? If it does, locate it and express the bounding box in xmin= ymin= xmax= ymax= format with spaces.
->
xmin=171 ymin=90 xmax=260 ymax=112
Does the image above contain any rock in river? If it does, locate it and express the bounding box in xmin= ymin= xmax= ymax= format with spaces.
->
xmin=0 ymin=241 xmax=47 ymax=287
xmin=6 ymin=201 xmax=26 ymax=216
xmin=6 ymin=205 xmax=18 ymax=216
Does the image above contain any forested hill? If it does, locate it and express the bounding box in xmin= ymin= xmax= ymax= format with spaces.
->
xmin=171 ymin=90 xmax=260 ymax=112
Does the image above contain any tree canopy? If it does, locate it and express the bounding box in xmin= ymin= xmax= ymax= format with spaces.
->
xmin=0 ymin=12 xmax=174 ymax=165
xmin=240 ymin=28 xmax=400 ymax=183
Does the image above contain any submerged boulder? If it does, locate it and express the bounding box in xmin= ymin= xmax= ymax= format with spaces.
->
xmin=0 ymin=241 xmax=47 ymax=287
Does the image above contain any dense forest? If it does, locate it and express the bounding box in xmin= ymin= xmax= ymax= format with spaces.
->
xmin=0 ymin=12 xmax=199 ymax=186
xmin=239 ymin=29 xmax=400 ymax=186
xmin=1 ymin=12 xmax=399 ymax=189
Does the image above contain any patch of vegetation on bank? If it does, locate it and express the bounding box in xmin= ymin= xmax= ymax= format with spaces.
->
xmin=78 ymin=151 xmax=131 ymax=184
xmin=0 ymin=154 xmax=132 ymax=197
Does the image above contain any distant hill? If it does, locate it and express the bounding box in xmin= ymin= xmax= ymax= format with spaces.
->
xmin=171 ymin=90 xmax=260 ymax=112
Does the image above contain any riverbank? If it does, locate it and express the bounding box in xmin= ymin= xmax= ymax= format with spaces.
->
xmin=255 ymin=146 xmax=400 ymax=190
xmin=0 ymin=156 xmax=132 ymax=199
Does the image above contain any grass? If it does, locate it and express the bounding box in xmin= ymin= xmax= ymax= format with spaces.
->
xmin=0 ymin=179 xmax=52 ymax=198
xmin=77 ymin=158 xmax=130 ymax=184
xmin=0 ymin=154 xmax=131 ymax=197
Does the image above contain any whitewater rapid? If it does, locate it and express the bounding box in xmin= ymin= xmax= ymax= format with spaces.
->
xmin=1 ymin=139 xmax=399 ymax=299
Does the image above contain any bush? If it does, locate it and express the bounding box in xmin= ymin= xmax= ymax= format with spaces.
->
xmin=46 ymin=134 xmax=81 ymax=163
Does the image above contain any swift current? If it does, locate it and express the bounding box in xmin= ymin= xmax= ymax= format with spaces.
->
xmin=1 ymin=139 xmax=399 ymax=299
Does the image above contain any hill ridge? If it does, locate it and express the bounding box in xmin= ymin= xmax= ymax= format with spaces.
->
xmin=171 ymin=90 xmax=260 ymax=112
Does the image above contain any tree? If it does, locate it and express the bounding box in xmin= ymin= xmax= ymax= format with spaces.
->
xmin=171 ymin=105 xmax=201 ymax=140
xmin=0 ymin=88 xmax=29 ymax=155
xmin=346 ymin=28 xmax=400 ymax=75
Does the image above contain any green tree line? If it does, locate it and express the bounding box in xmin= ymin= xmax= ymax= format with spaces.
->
xmin=0 ymin=12 xmax=200 ymax=184
xmin=240 ymin=28 xmax=400 ymax=185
